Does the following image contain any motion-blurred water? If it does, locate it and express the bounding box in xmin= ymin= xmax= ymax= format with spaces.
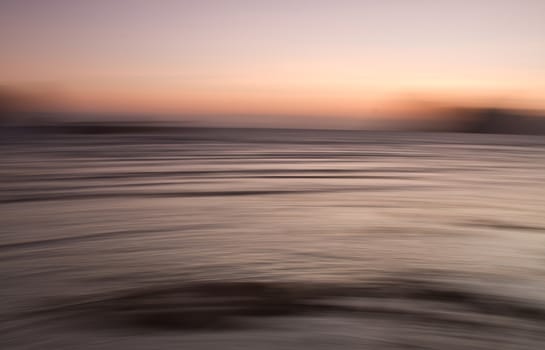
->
xmin=2 ymin=128 xmax=545 ymax=349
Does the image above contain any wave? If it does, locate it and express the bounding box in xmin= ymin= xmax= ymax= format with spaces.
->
xmin=31 ymin=277 xmax=545 ymax=333
xmin=0 ymin=185 xmax=422 ymax=204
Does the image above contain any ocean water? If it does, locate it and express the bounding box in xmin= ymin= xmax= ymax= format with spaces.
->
xmin=1 ymin=128 xmax=545 ymax=349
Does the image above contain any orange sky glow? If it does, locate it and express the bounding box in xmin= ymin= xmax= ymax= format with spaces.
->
xmin=1 ymin=0 xmax=544 ymax=127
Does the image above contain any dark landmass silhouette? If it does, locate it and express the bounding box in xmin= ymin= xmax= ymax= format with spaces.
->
xmin=2 ymin=87 xmax=545 ymax=135
xmin=444 ymin=107 xmax=545 ymax=135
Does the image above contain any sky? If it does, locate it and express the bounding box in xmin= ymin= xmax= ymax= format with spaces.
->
xmin=1 ymin=0 xmax=544 ymax=127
